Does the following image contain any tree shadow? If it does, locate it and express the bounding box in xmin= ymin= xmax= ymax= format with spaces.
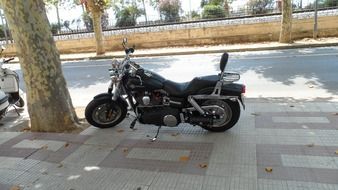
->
xmin=219 ymin=47 xmax=338 ymax=96
xmin=16 ymin=57 xmax=175 ymax=92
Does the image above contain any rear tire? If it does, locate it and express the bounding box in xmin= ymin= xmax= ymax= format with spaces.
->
xmin=200 ymin=99 xmax=240 ymax=132
xmin=85 ymin=97 xmax=127 ymax=128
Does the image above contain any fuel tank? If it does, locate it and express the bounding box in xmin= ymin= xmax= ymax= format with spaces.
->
xmin=126 ymin=69 xmax=166 ymax=91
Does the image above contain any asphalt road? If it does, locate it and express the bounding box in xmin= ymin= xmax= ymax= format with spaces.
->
xmin=7 ymin=46 xmax=338 ymax=107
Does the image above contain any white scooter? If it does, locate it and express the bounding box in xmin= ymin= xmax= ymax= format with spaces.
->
xmin=0 ymin=46 xmax=24 ymax=119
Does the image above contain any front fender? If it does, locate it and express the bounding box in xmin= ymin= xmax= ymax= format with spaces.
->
xmin=93 ymin=93 xmax=128 ymax=108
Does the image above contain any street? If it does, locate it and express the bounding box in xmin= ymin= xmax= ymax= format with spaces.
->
xmin=6 ymin=46 xmax=338 ymax=107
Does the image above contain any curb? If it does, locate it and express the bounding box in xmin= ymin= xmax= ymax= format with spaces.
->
xmin=65 ymin=42 xmax=338 ymax=61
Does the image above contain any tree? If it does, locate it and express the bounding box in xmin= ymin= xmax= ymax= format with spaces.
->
xmin=305 ymin=0 xmax=337 ymax=9
xmin=139 ymin=0 xmax=148 ymax=24
xmin=45 ymin=0 xmax=62 ymax=33
xmin=80 ymin=0 xmax=110 ymax=55
xmin=202 ymin=5 xmax=226 ymax=19
xmin=201 ymin=0 xmax=232 ymax=18
xmin=279 ymin=0 xmax=293 ymax=43
xmin=246 ymin=0 xmax=274 ymax=15
xmin=0 ymin=0 xmax=79 ymax=132
xmin=154 ymin=0 xmax=181 ymax=22
xmin=115 ymin=3 xmax=143 ymax=27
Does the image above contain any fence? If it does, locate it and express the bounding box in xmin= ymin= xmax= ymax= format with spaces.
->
xmin=0 ymin=0 xmax=337 ymax=43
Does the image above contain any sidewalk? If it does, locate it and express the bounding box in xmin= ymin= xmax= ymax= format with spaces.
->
xmin=1 ymin=99 xmax=338 ymax=190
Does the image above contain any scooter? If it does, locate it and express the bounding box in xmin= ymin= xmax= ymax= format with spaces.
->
xmin=0 ymin=46 xmax=24 ymax=119
xmin=85 ymin=38 xmax=245 ymax=141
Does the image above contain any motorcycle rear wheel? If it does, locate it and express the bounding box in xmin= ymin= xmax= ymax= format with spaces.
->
xmin=200 ymin=99 xmax=240 ymax=132
xmin=85 ymin=98 xmax=127 ymax=128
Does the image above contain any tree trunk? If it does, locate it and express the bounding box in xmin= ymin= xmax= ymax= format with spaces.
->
xmin=142 ymin=0 xmax=148 ymax=24
xmin=87 ymin=0 xmax=105 ymax=55
xmin=55 ymin=3 xmax=61 ymax=33
xmin=279 ymin=0 xmax=293 ymax=43
xmin=1 ymin=0 xmax=79 ymax=132
xmin=224 ymin=0 xmax=230 ymax=17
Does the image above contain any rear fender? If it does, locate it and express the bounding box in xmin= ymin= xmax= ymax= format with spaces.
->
xmin=93 ymin=93 xmax=128 ymax=108
xmin=197 ymin=83 xmax=245 ymax=109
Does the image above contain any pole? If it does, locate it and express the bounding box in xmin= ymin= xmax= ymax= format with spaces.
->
xmin=313 ymin=0 xmax=318 ymax=39
xmin=0 ymin=10 xmax=9 ymax=45
xmin=189 ymin=0 xmax=192 ymax=20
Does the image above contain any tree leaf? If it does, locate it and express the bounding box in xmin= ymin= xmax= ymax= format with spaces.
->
xmin=265 ymin=167 xmax=273 ymax=172
xmin=122 ymin=148 xmax=129 ymax=153
xmin=10 ymin=185 xmax=21 ymax=190
xmin=117 ymin=129 xmax=124 ymax=133
xmin=251 ymin=113 xmax=260 ymax=116
xmin=171 ymin=132 xmax=180 ymax=136
xmin=64 ymin=142 xmax=70 ymax=148
xmin=199 ymin=163 xmax=208 ymax=168
xmin=307 ymin=143 xmax=314 ymax=147
xmin=179 ymin=156 xmax=189 ymax=161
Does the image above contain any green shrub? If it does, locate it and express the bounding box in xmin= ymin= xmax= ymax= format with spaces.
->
xmin=202 ymin=4 xmax=226 ymax=19
xmin=50 ymin=23 xmax=60 ymax=35
xmin=115 ymin=5 xmax=143 ymax=27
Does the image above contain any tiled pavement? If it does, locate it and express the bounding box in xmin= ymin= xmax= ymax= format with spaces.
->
xmin=0 ymin=99 xmax=338 ymax=190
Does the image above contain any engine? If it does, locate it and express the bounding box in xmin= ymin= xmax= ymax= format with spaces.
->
xmin=138 ymin=106 xmax=181 ymax=127
xmin=133 ymin=90 xmax=168 ymax=106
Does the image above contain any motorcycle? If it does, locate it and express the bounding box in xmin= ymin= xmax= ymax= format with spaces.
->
xmin=85 ymin=38 xmax=245 ymax=140
xmin=0 ymin=46 xmax=25 ymax=119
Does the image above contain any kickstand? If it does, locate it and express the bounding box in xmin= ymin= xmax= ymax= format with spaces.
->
xmin=12 ymin=105 xmax=20 ymax=116
xmin=151 ymin=126 xmax=162 ymax=142
xmin=129 ymin=117 xmax=138 ymax=130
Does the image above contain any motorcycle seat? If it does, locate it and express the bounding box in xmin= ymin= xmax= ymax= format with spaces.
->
xmin=164 ymin=75 xmax=219 ymax=97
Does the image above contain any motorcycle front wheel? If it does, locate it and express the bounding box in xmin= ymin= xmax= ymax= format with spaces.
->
xmin=85 ymin=98 xmax=127 ymax=128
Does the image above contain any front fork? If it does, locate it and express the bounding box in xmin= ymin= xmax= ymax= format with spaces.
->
xmin=108 ymin=81 xmax=121 ymax=101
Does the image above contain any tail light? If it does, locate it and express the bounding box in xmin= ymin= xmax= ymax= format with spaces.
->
xmin=241 ymin=85 xmax=246 ymax=94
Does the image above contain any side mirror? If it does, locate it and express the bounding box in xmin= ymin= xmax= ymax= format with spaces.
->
xmin=220 ymin=52 xmax=229 ymax=72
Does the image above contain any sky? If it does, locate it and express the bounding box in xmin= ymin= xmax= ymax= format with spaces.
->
xmin=46 ymin=0 xmax=312 ymax=29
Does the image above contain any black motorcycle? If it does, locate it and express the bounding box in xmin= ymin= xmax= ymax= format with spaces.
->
xmin=85 ymin=38 xmax=245 ymax=140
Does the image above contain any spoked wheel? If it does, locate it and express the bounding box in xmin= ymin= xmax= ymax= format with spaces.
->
xmin=85 ymin=98 xmax=127 ymax=128
xmin=200 ymin=99 xmax=240 ymax=132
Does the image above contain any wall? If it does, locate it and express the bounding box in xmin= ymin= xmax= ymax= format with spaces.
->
xmin=4 ymin=14 xmax=338 ymax=56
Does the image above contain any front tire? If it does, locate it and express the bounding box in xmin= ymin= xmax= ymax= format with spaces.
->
xmin=85 ymin=97 xmax=127 ymax=128
xmin=200 ymin=99 xmax=240 ymax=132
